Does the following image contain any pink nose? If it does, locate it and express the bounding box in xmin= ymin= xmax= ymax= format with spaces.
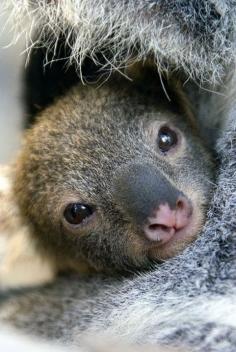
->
xmin=143 ymin=196 xmax=193 ymax=243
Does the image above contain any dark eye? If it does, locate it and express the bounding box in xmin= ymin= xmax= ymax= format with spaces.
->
xmin=63 ymin=203 xmax=94 ymax=225
xmin=157 ymin=126 xmax=178 ymax=153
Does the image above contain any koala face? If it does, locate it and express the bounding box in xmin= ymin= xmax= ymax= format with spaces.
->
xmin=14 ymin=80 xmax=214 ymax=272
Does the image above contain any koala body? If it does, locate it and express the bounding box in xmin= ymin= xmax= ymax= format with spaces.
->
xmin=12 ymin=77 xmax=214 ymax=275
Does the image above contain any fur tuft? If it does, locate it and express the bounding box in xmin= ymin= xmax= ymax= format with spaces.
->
xmin=2 ymin=0 xmax=236 ymax=83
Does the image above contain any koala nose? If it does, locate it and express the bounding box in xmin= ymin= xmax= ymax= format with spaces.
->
xmin=112 ymin=163 xmax=193 ymax=243
xmin=143 ymin=195 xmax=193 ymax=243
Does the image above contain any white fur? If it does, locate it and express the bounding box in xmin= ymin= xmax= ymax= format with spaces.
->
xmin=0 ymin=328 xmax=69 ymax=352
xmin=85 ymin=291 xmax=236 ymax=344
xmin=2 ymin=0 xmax=236 ymax=83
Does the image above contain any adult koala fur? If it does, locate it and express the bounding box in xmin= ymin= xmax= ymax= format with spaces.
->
xmin=1 ymin=0 xmax=236 ymax=351
xmin=2 ymin=0 xmax=235 ymax=137
xmin=3 ymin=0 xmax=236 ymax=83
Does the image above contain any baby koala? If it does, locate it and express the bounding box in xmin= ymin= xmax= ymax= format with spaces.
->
xmin=0 ymin=76 xmax=214 ymax=287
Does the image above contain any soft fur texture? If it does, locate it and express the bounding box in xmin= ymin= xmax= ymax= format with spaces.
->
xmin=0 ymin=76 xmax=214 ymax=285
xmin=0 ymin=328 xmax=178 ymax=352
xmin=2 ymin=0 xmax=236 ymax=83
xmin=1 ymin=1 xmax=236 ymax=351
xmin=0 ymin=109 xmax=236 ymax=351
xmin=0 ymin=165 xmax=56 ymax=289
xmin=12 ymin=76 xmax=214 ymax=273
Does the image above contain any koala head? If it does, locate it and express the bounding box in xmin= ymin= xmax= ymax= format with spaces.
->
xmin=14 ymin=78 xmax=214 ymax=272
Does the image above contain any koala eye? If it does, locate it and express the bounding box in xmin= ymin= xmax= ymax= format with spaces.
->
xmin=157 ymin=126 xmax=178 ymax=153
xmin=63 ymin=203 xmax=94 ymax=226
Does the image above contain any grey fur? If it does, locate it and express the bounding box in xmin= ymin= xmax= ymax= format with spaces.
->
xmin=0 ymin=1 xmax=236 ymax=351
xmin=0 ymin=93 xmax=236 ymax=352
xmin=0 ymin=328 xmax=177 ymax=352
xmin=2 ymin=0 xmax=236 ymax=83
xmin=12 ymin=75 xmax=213 ymax=272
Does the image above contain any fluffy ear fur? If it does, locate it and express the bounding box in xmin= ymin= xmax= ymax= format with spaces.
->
xmin=0 ymin=165 xmax=56 ymax=290
xmin=2 ymin=0 xmax=236 ymax=83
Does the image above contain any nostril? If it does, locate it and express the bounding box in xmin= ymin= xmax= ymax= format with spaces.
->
xmin=176 ymin=199 xmax=185 ymax=210
xmin=176 ymin=196 xmax=193 ymax=217
xmin=175 ymin=195 xmax=193 ymax=230
xmin=144 ymin=220 xmax=176 ymax=243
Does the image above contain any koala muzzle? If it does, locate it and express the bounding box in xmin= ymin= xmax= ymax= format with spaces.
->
xmin=113 ymin=164 xmax=193 ymax=243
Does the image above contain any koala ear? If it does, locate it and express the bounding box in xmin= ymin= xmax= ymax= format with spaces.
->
xmin=23 ymin=33 xmax=103 ymax=128
xmin=24 ymin=38 xmax=77 ymax=127
xmin=23 ymin=34 xmax=79 ymax=128
xmin=0 ymin=165 xmax=56 ymax=289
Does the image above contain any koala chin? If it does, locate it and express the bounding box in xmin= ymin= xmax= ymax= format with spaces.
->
xmin=2 ymin=76 xmax=213 ymax=283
